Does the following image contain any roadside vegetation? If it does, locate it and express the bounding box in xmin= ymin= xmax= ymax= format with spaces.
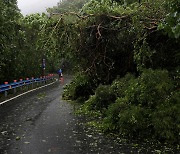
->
xmin=0 ymin=0 xmax=179 ymax=148
xmin=60 ymin=0 xmax=180 ymax=146
xmin=0 ymin=0 xmax=66 ymax=83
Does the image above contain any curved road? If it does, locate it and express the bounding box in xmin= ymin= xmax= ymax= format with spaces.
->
xmin=0 ymin=76 xmax=176 ymax=154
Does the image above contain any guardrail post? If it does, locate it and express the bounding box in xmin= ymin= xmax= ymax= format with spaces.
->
xmin=43 ymin=76 xmax=46 ymax=85
xmin=4 ymin=82 xmax=8 ymax=97
xmin=5 ymin=91 xmax=7 ymax=97
xmin=32 ymin=77 xmax=34 ymax=89
xmin=13 ymin=80 xmax=17 ymax=94
xmin=26 ymin=78 xmax=29 ymax=90
xmin=20 ymin=79 xmax=23 ymax=91
xmin=39 ymin=77 xmax=42 ymax=86
xmin=45 ymin=76 xmax=47 ymax=84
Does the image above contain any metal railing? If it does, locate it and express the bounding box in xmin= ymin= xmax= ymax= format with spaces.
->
xmin=0 ymin=74 xmax=54 ymax=97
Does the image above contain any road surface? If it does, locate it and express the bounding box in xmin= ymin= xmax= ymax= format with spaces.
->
xmin=0 ymin=76 xmax=177 ymax=154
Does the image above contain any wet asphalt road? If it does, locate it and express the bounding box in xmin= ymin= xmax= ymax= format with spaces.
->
xmin=0 ymin=76 xmax=178 ymax=154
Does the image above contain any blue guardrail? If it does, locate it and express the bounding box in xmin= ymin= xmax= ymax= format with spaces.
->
xmin=0 ymin=75 xmax=54 ymax=97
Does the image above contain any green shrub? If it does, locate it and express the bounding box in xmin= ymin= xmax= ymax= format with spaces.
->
xmin=62 ymin=73 xmax=95 ymax=101
xmin=124 ymin=69 xmax=174 ymax=108
xmin=103 ymin=97 xmax=130 ymax=132
xmin=118 ymin=104 xmax=149 ymax=137
xmin=152 ymin=91 xmax=180 ymax=143
xmin=75 ymin=95 xmax=102 ymax=118
xmin=104 ymin=97 xmax=149 ymax=137
xmin=111 ymin=73 xmax=135 ymax=98
xmin=67 ymin=69 xmax=179 ymax=143
xmin=81 ymin=84 xmax=116 ymax=111
xmin=94 ymin=84 xmax=116 ymax=110
xmin=83 ymin=95 xmax=97 ymax=111
xmin=103 ymin=69 xmax=179 ymax=143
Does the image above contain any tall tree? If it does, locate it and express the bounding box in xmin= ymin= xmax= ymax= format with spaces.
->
xmin=0 ymin=0 xmax=21 ymax=82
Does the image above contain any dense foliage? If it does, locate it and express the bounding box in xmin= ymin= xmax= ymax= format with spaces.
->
xmin=58 ymin=0 xmax=179 ymax=84
xmin=63 ymin=73 xmax=95 ymax=101
xmin=0 ymin=1 xmax=65 ymax=83
xmin=76 ymin=69 xmax=179 ymax=143
xmin=0 ymin=0 xmax=21 ymax=82
xmin=158 ymin=0 xmax=180 ymax=39
xmin=104 ymin=69 xmax=179 ymax=142
xmin=61 ymin=0 xmax=180 ymax=144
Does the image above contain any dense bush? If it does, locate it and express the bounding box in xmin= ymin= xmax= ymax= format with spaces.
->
xmin=111 ymin=73 xmax=135 ymax=98
xmin=103 ymin=97 xmax=130 ymax=132
xmin=124 ymin=69 xmax=174 ymax=108
xmin=75 ymin=85 xmax=116 ymax=112
xmin=86 ymin=84 xmax=116 ymax=111
xmin=152 ymin=91 xmax=180 ymax=142
xmin=79 ymin=69 xmax=179 ymax=143
xmin=63 ymin=73 xmax=95 ymax=101
xmin=102 ymin=69 xmax=179 ymax=143
xmin=104 ymin=98 xmax=151 ymax=136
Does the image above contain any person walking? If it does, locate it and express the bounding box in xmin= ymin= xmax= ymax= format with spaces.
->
xmin=58 ymin=69 xmax=63 ymax=80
